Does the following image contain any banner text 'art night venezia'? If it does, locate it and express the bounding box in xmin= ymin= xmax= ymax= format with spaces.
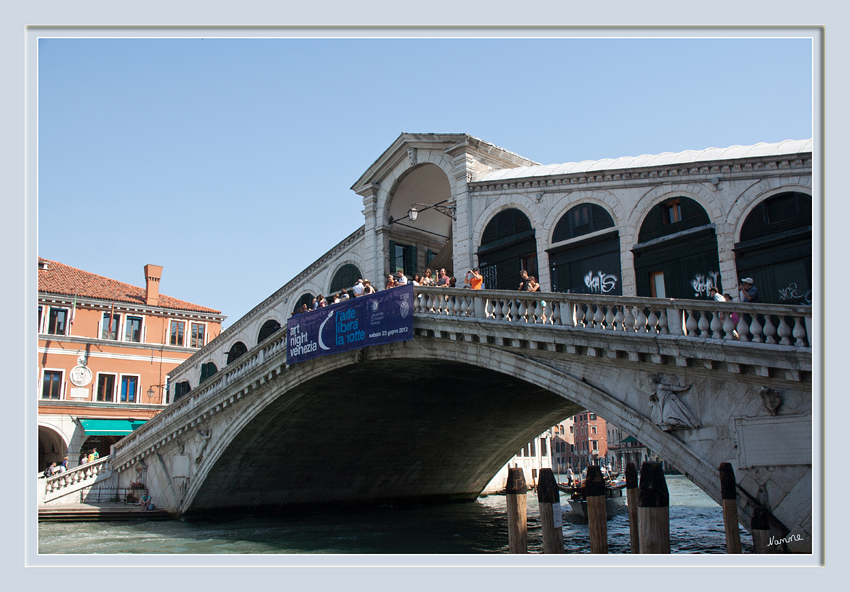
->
xmin=286 ymin=284 xmax=414 ymax=364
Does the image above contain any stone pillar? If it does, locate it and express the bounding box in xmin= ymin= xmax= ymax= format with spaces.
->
xmin=447 ymin=148 xmax=474 ymax=274
xmin=358 ymin=186 xmax=380 ymax=286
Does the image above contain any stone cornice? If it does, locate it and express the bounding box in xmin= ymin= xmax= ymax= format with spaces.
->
xmin=169 ymin=225 xmax=365 ymax=376
xmin=469 ymin=154 xmax=812 ymax=194
xmin=38 ymin=294 xmax=226 ymax=323
xmin=37 ymin=334 xmax=200 ymax=356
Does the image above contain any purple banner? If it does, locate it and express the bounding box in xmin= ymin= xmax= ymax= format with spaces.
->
xmin=286 ymin=284 xmax=414 ymax=364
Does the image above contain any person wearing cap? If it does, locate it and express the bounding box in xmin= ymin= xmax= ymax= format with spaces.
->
xmin=466 ymin=267 xmax=483 ymax=290
xmin=738 ymin=277 xmax=759 ymax=303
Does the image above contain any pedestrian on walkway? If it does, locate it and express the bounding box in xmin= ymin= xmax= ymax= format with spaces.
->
xmin=738 ymin=278 xmax=759 ymax=302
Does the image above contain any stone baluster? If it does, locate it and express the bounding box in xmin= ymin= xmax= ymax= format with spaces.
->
xmin=685 ymin=309 xmax=698 ymax=336
xmin=762 ymin=314 xmax=777 ymax=344
xmin=792 ymin=316 xmax=808 ymax=347
xmin=516 ymin=300 xmax=527 ymax=322
xmin=697 ymin=310 xmax=710 ymax=338
xmin=636 ymin=307 xmax=648 ymax=332
xmin=647 ymin=309 xmax=658 ymax=334
xmin=658 ymin=309 xmax=669 ymax=334
xmin=485 ymin=298 xmax=496 ymax=319
xmin=535 ymin=300 xmax=544 ymax=324
xmin=613 ymin=306 xmax=625 ymax=331
xmin=736 ymin=315 xmax=751 ymax=342
xmin=722 ymin=313 xmax=736 ymax=339
xmin=605 ymin=306 xmax=615 ymax=330
xmin=460 ymin=296 xmax=469 ymax=316
xmin=624 ymin=306 xmax=636 ymax=332
xmin=749 ymin=315 xmax=764 ymax=343
xmin=592 ymin=304 xmax=603 ymax=329
xmin=500 ymin=299 xmax=511 ymax=321
xmin=552 ymin=301 xmax=562 ymax=325
xmin=710 ymin=311 xmax=723 ymax=339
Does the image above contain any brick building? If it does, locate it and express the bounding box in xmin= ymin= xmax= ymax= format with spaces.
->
xmin=572 ymin=411 xmax=608 ymax=470
xmin=37 ymin=258 xmax=224 ymax=472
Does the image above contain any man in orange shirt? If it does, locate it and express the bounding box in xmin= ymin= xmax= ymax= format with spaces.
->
xmin=467 ymin=267 xmax=483 ymax=290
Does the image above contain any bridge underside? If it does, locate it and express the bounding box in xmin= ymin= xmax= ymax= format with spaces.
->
xmin=187 ymin=359 xmax=583 ymax=514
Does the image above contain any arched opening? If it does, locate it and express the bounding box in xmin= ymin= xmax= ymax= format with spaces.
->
xmin=226 ymin=342 xmax=248 ymax=365
xmin=80 ymin=435 xmax=121 ymax=463
xmin=173 ymin=380 xmax=192 ymax=402
xmin=199 ymin=361 xmax=218 ymax=384
xmin=292 ymin=293 xmax=314 ymax=315
xmin=633 ymin=197 xmax=720 ymax=299
xmin=38 ymin=425 xmax=66 ymax=473
xmin=329 ymin=264 xmax=361 ymax=297
xmin=387 ymin=163 xmax=453 ymax=278
xmin=477 ymin=208 xmax=537 ymax=290
xmin=257 ymin=320 xmax=282 ymax=343
xmin=549 ymin=203 xmax=620 ymax=294
xmin=734 ymin=192 xmax=812 ymax=304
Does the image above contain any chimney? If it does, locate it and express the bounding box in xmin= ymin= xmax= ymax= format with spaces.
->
xmin=144 ymin=264 xmax=163 ymax=306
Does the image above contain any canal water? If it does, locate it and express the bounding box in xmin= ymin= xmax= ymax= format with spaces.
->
xmin=38 ymin=475 xmax=752 ymax=554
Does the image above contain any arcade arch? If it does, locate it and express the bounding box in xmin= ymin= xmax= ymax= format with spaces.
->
xmin=477 ymin=208 xmax=537 ymax=290
xmin=633 ymin=196 xmax=721 ymax=299
xmin=386 ymin=163 xmax=453 ymax=278
xmin=38 ymin=424 xmax=67 ymax=472
xmin=548 ymin=203 xmax=621 ymax=295
xmin=734 ymin=191 xmax=812 ymax=305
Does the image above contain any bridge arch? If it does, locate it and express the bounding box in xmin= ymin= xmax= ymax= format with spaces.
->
xmin=179 ymin=339 xmax=720 ymax=516
xmin=38 ymin=422 xmax=68 ymax=471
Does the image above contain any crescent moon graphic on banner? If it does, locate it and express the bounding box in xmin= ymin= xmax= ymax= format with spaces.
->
xmin=318 ymin=311 xmax=334 ymax=350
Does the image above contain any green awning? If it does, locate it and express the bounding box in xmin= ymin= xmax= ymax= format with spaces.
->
xmin=79 ymin=419 xmax=147 ymax=436
xmin=620 ymin=436 xmax=638 ymax=444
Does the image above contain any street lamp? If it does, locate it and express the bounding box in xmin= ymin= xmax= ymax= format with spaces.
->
xmin=407 ymin=200 xmax=456 ymax=221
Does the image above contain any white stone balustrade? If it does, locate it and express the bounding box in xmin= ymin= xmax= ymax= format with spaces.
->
xmin=42 ymin=456 xmax=110 ymax=501
xmin=411 ymin=286 xmax=812 ymax=347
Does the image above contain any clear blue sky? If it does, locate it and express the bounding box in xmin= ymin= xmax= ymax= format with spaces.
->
xmin=37 ymin=37 xmax=812 ymax=327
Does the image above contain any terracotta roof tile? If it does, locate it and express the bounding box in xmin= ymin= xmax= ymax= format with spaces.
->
xmin=38 ymin=258 xmax=221 ymax=314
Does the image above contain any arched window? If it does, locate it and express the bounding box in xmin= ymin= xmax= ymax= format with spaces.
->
xmin=292 ymin=293 xmax=314 ymax=315
xmin=330 ymin=264 xmax=362 ymax=295
xmin=173 ymin=381 xmax=191 ymax=402
xmin=199 ymin=362 xmax=217 ymax=384
xmin=735 ymin=192 xmax=812 ymax=304
xmin=226 ymin=341 xmax=248 ymax=365
xmin=633 ymin=197 xmax=719 ymax=299
xmin=552 ymin=203 xmax=615 ymax=243
xmin=549 ymin=203 xmax=621 ymax=295
xmin=257 ymin=319 xmax=281 ymax=343
xmin=637 ymin=197 xmax=710 ymax=243
xmin=477 ymin=208 xmax=537 ymax=290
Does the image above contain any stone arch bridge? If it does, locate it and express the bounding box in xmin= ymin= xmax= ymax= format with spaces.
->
xmin=108 ymin=287 xmax=813 ymax=551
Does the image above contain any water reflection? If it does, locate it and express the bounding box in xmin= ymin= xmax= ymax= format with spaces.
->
xmin=38 ymin=475 xmax=751 ymax=554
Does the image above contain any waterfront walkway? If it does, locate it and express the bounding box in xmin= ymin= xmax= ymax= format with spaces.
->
xmin=38 ymin=502 xmax=174 ymax=522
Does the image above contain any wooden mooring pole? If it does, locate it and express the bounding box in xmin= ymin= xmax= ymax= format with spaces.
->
xmin=751 ymin=505 xmax=774 ymax=554
xmin=586 ymin=466 xmax=608 ymax=554
xmin=537 ymin=468 xmax=564 ymax=553
xmin=625 ymin=462 xmax=640 ymax=554
xmin=506 ymin=467 xmax=527 ymax=554
xmin=638 ymin=462 xmax=670 ymax=553
xmin=719 ymin=463 xmax=742 ymax=554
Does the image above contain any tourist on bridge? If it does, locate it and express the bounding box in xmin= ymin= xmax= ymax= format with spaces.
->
xmin=436 ymin=268 xmax=450 ymax=286
xmin=315 ymin=294 xmax=326 ymax=308
xmin=412 ymin=273 xmax=421 ymax=286
xmin=43 ymin=462 xmax=57 ymax=477
xmin=363 ymin=280 xmax=375 ymax=295
xmin=738 ymin=278 xmax=759 ymax=303
xmin=386 ymin=275 xmax=397 ymax=289
xmin=88 ymin=448 xmax=99 ymax=463
xmin=421 ymin=269 xmax=434 ymax=286
xmin=352 ymin=279 xmax=365 ymax=298
xmin=466 ymin=268 xmax=483 ymax=290
xmin=59 ymin=456 xmax=69 ymax=473
xmin=518 ymin=269 xmax=533 ymax=291
xmin=527 ymin=276 xmax=540 ymax=292
xmin=397 ymin=272 xmax=408 ymax=286
xmin=709 ymin=286 xmax=726 ymax=301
